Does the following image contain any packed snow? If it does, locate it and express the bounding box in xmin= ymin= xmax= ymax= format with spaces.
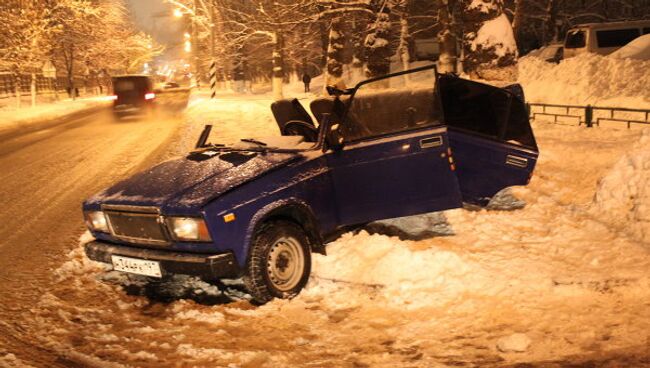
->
xmin=609 ymin=34 xmax=650 ymax=61
xmin=15 ymin=81 xmax=649 ymax=366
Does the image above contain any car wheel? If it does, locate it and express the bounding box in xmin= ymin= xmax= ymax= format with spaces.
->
xmin=243 ymin=220 xmax=311 ymax=304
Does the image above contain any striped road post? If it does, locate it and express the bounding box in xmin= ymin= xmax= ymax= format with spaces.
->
xmin=209 ymin=60 xmax=217 ymax=99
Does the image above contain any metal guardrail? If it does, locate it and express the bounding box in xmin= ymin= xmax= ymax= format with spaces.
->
xmin=527 ymin=103 xmax=650 ymax=128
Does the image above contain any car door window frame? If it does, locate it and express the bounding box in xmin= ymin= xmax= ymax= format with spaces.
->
xmin=339 ymin=64 xmax=443 ymax=145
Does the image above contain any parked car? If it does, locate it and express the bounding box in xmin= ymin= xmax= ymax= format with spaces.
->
xmin=564 ymin=20 xmax=650 ymax=58
xmin=83 ymin=65 xmax=539 ymax=303
xmin=110 ymin=75 xmax=156 ymax=118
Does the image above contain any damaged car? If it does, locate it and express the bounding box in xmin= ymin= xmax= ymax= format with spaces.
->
xmin=82 ymin=65 xmax=539 ymax=303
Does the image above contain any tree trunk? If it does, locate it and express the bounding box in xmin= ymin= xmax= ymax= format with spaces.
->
xmin=272 ymin=32 xmax=284 ymax=101
xmin=397 ymin=4 xmax=412 ymax=76
xmin=350 ymin=14 xmax=366 ymax=81
xmin=14 ymin=74 xmax=21 ymax=109
xmin=326 ymin=17 xmax=346 ymax=87
xmin=546 ymin=0 xmax=559 ymax=43
xmin=513 ymin=0 xmax=524 ymax=49
xmin=364 ymin=4 xmax=392 ymax=79
xmin=31 ymin=73 xmax=37 ymax=107
xmin=438 ymin=0 xmax=457 ymax=74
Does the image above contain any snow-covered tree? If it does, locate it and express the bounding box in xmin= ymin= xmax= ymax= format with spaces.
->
xmin=47 ymin=0 xmax=161 ymax=96
xmin=459 ymin=0 xmax=518 ymax=79
xmin=364 ymin=0 xmax=394 ymax=79
xmin=0 ymin=2 xmax=58 ymax=107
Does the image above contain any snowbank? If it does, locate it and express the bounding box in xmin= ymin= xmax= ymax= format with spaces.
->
xmin=610 ymin=34 xmax=650 ymax=61
xmin=518 ymin=53 xmax=650 ymax=108
xmin=0 ymin=97 xmax=109 ymax=137
xmin=592 ymin=129 xmax=650 ymax=245
xmin=312 ymin=230 xmax=507 ymax=308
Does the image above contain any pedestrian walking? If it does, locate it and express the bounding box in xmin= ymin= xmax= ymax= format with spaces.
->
xmin=302 ymin=73 xmax=311 ymax=93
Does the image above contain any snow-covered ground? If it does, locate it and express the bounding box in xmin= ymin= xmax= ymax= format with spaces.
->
xmin=0 ymin=96 xmax=110 ymax=137
xmin=12 ymin=82 xmax=649 ymax=367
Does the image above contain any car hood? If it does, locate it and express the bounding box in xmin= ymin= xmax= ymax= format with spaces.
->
xmin=86 ymin=150 xmax=300 ymax=212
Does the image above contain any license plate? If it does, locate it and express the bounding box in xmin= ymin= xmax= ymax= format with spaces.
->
xmin=111 ymin=255 xmax=162 ymax=278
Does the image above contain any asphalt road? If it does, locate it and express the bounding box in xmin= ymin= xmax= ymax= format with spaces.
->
xmin=0 ymin=101 xmax=185 ymax=366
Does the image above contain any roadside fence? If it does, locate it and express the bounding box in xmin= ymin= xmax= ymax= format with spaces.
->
xmin=527 ymin=103 xmax=650 ymax=129
xmin=0 ymin=72 xmax=104 ymax=100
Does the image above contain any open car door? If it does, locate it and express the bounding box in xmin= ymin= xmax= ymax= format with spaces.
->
xmin=438 ymin=75 xmax=539 ymax=206
xmin=324 ymin=66 xmax=463 ymax=226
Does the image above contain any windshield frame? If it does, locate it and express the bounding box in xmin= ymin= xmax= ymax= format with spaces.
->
xmin=565 ymin=29 xmax=587 ymax=49
xmin=193 ymin=64 xmax=440 ymax=155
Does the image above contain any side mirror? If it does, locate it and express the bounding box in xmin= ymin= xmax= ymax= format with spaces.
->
xmin=326 ymin=122 xmax=344 ymax=151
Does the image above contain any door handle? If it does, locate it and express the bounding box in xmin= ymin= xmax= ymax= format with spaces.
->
xmin=420 ymin=136 xmax=443 ymax=149
xmin=506 ymin=155 xmax=528 ymax=168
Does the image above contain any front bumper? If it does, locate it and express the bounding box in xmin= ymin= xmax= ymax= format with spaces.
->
xmin=85 ymin=240 xmax=240 ymax=280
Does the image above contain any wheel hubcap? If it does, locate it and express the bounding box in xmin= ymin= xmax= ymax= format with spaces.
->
xmin=267 ymin=236 xmax=304 ymax=292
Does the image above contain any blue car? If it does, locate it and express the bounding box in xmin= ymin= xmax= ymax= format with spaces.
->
xmin=83 ymin=65 xmax=538 ymax=303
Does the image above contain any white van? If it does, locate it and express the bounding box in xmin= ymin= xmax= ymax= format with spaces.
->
xmin=564 ymin=20 xmax=650 ymax=58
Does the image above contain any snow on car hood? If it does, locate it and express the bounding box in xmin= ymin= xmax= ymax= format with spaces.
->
xmin=87 ymin=150 xmax=300 ymax=211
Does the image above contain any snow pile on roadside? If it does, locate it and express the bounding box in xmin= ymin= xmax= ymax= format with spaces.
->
xmin=0 ymin=97 xmax=109 ymax=137
xmin=610 ymin=34 xmax=650 ymax=61
xmin=312 ymin=229 xmax=514 ymax=308
xmin=592 ymin=129 xmax=650 ymax=244
xmin=518 ymin=53 xmax=650 ymax=108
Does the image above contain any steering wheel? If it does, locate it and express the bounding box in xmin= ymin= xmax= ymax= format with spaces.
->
xmin=281 ymin=120 xmax=319 ymax=142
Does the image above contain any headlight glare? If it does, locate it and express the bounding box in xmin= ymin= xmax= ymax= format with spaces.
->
xmin=168 ymin=217 xmax=211 ymax=242
xmin=85 ymin=211 xmax=109 ymax=232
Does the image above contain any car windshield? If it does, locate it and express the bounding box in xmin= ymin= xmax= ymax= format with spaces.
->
xmin=342 ymin=67 xmax=441 ymax=142
xmin=565 ymin=30 xmax=586 ymax=49
xmin=198 ymin=66 xmax=441 ymax=152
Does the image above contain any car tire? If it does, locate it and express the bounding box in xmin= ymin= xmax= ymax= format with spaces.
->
xmin=243 ymin=220 xmax=311 ymax=304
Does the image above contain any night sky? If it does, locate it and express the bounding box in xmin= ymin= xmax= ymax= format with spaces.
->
xmin=126 ymin=0 xmax=182 ymax=46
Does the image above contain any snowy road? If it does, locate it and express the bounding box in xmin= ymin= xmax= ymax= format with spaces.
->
xmin=1 ymin=95 xmax=650 ymax=367
xmin=0 ymin=103 xmax=186 ymax=367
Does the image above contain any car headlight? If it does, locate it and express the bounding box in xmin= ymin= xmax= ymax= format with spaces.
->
xmin=167 ymin=217 xmax=211 ymax=242
xmin=84 ymin=211 xmax=109 ymax=233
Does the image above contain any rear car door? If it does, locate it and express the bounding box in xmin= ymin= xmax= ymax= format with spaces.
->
xmin=325 ymin=67 xmax=462 ymax=225
xmin=438 ymin=75 xmax=539 ymax=206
